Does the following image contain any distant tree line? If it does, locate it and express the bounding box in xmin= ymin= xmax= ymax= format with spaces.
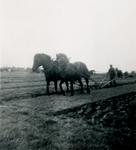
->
xmin=0 ymin=66 xmax=136 ymax=78
xmin=0 ymin=67 xmax=30 ymax=72
xmin=115 ymin=68 xmax=136 ymax=78
xmin=124 ymin=71 xmax=136 ymax=78
xmin=0 ymin=66 xmax=44 ymax=73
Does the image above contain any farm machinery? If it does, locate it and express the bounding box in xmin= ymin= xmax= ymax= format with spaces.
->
xmin=89 ymin=77 xmax=115 ymax=89
xmin=73 ymin=74 xmax=115 ymax=90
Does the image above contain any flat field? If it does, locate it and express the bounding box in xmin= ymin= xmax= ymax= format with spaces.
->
xmin=0 ymin=71 xmax=136 ymax=150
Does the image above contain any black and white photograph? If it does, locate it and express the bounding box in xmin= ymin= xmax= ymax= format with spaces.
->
xmin=0 ymin=0 xmax=136 ymax=149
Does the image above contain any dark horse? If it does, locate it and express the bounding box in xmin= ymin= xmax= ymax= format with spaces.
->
xmin=56 ymin=53 xmax=90 ymax=95
xmin=32 ymin=53 xmax=69 ymax=95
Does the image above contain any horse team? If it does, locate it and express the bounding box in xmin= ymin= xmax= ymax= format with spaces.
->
xmin=32 ymin=53 xmax=90 ymax=96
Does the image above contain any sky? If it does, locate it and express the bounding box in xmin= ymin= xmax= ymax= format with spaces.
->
xmin=0 ymin=0 xmax=136 ymax=72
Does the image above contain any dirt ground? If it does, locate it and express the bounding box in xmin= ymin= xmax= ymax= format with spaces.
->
xmin=0 ymin=71 xmax=136 ymax=150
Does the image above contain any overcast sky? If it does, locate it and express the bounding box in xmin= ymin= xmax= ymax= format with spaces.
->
xmin=1 ymin=0 xmax=136 ymax=72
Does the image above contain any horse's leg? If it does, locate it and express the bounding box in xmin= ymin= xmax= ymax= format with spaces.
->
xmin=70 ymin=81 xmax=74 ymax=96
xmin=78 ymin=79 xmax=84 ymax=94
xmin=59 ymin=80 xmax=65 ymax=95
xmin=85 ymin=78 xmax=90 ymax=93
xmin=46 ymin=80 xmax=50 ymax=95
xmin=54 ymin=80 xmax=58 ymax=93
xmin=65 ymin=81 xmax=69 ymax=92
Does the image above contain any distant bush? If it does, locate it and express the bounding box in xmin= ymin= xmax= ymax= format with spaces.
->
xmin=130 ymin=71 xmax=136 ymax=77
xmin=124 ymin=71 xmax=136 ymax=78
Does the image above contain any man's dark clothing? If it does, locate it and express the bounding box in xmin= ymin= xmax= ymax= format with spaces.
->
xmin=108 ymin=67 xmax=117 ymax=86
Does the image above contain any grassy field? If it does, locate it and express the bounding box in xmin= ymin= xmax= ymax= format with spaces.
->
xmin=1 ymin=71 xmax=136 ymax=101
xmin=0 ymin=71 xmax=136 ymax=150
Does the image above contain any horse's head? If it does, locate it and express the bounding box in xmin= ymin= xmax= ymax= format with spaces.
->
xmin=56 ymin=53 xmax=69 ymax=63
xmin=32 ymin=54 xmax=41 ymax=72
xmin=56 ymin=53 xmax=70 ymax=70
xmin=32 ymin=53 xmax=51 ymax=72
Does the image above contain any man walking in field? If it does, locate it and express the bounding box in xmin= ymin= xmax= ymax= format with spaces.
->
xmin=107 ymin=65 xmax=117 ymax=87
